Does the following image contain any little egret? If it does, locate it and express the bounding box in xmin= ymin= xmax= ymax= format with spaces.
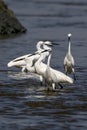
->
xmin=64 ymin=33 xmax=76 ymax=80
xmin=34 ymin=49 xmax=73 ymax=90
xmin=7 ymin=41 xmax=52 ymax=72
xmin=43 ymin=50 xmax=73 ymax=90
xmin=24 ymin=41 xmax=53 ymax=72
xmin=24 ymin=42 xmax=53 ymax=85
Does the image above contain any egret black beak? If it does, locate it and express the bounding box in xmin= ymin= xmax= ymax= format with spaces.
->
xmin=47 ymin=43 xmax=59 ymax=47
xmin=27 ymin=49 xmax=51 ymax=58
xmin=44 ymin=41 xmax=59 ymax=47
xmin=40 ymin=49 xmax=52 ymax=54
xmin=52 ymin=43 xmax=59 ymax=46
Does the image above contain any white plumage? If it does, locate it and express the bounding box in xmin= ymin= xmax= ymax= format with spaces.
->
xmin=64 ymin=33 xmax=76 ymax=80
xmin=44 ymin=50 xmax=73 ymax=90
xmin=7 ymin=37 xmax=74 ymax=90
xmin=7 ymin=41 xmax=48 ymax=71
xmin=34 ymin=49 xmax=73 ymax=90
xmin=24 ymin=41 xmax=53 ymax=85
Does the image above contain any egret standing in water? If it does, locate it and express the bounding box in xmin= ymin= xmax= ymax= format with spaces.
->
xmin=43 ymin=49 xmax=73 ymax=90
xmin=34 ymin=48 xmax=73 ymax=91
xmin=64 ymin=33 xmax=76 ymax=80
xmin=24 ymin=41 xmax=53 ymax=73
xmin=24 ymin=41 xmax=53 ymax=85
xmin=7 ymin=40 xmax=53 ymax=85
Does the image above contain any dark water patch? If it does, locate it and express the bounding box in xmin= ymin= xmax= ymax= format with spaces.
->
xmin=28 ymin=0 xmax=87 ymax=6
xmin=17 ymin=14 xmax=74 ymax=18
xmin=35 ymin=21 xmax=87 ymax=28
xmin=16 ymin=10 xmax=87 ymax=18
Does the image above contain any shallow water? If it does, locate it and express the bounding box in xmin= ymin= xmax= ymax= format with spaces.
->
xmin=0 ymin=0 xmax=87 ymax=130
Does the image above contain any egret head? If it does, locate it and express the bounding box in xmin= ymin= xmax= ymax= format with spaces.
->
xmin=36 ymin=41 xmax=44 ymax=51
xmin=43 ymin=41 xmax=52 ymax=50
xmin=37 ymin=41 xmax=44 ymax=44
xmin=44 ymin=40 xmax=59 ymax=47
xmin=44 ymin=41 xmax=52 ymax=46
xmin=68 ymin=33 xmax=72 ymax=42
xmin=68 ymin=33 xmax=72 ymax=37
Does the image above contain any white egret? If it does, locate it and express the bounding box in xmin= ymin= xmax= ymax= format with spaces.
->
xmin=34 ymin=49 xmax=73 ymax=90
xmin=24 ymin=41 xmax=53 ymax=72
xmin=43 ymin=50 xmax=73 ymax=90
xmin=33 ymin=49 xmax=51 ymax=86
xmin=7 ymin=40 xmax=53 ymax=86
xmin=64 ymin=33 xmax=76 ymax=80
xmin=24 ymin=41 xmax=53 ymax=85
xmin=7 ymin=41 xmax=51 ymax=72
xmin=33 ymin=41 xmax=58 ymax=78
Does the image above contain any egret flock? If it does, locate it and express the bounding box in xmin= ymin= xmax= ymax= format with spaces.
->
xmin=7 ymin=33 xmax=76 ymax=91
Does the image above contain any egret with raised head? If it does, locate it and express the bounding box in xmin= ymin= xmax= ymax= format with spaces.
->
xmin=43 ymin=49 xmax=73 ymax=90
xmin=64 ymin=33 xmax=76 ymax=80
xmin=34 ymin=49 xmax=73 ymax=90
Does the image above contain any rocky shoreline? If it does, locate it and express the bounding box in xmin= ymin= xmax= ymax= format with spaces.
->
xmin=0 ymin=0 xmax=26 ymax=38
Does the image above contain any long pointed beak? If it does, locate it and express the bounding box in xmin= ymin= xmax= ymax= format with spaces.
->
xmin=52 ymin=43 xmax=59 ymax=46
xmin=45 ymin=41 xmax=59 ymax=47
xmin=40 ymin=49 xmax=52 ymax=53
xmin=27 ymin=49 xmax=51 ymax=58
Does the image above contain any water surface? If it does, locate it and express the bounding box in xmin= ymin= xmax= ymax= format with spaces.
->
xmin=0 ymin=0 xmax=87 ymax=130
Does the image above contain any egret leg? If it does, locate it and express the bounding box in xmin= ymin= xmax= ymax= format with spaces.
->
xmin=66 ymin=71 xmax=67 ymax=75
xmin=40 ymin=81 xmax=43 ymax=86
xmin=40 ymin=76 xmax=43 ymax=86
xmin=72 ymin=68 xmax=76 ymax=81
xmin=46 ymin=83 xmax=53 ymax=91
xmin=22 ymin=67 xmax=26 ymax=72
xmin=22 ymin=67 xmax=28 ymax=73
xmin=44 ymin=79 xmax=47 ymax=87
xmin=47 ymin=87 xmax=50 ymax=91
xmin=65 ymin=66 xmax=67 ymax=75
xmin=45 ymin=84 xmax=50 ymax=91
xmin=52 ymin=83 xmax=56 ymax=91
xmin=73 ymin=73 xmax=76 ymax=81
xmin=58 ymin=83 xmax=63 ymax=89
